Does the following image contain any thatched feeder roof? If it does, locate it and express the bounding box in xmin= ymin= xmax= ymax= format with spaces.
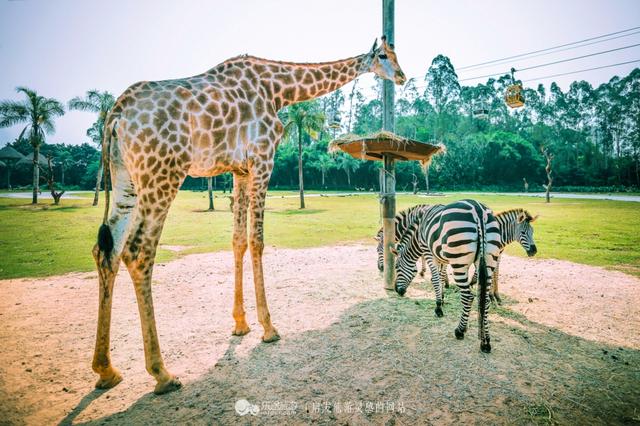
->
xmin=329 ymin=130 xmax=445 ymax=164
xmin=17 ymin=152 xmax=49 ymax=167
xmin=0 ymin=145 xmax=25 ymax=161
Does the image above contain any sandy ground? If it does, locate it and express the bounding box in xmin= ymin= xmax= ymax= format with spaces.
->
xmin=0 ymin=244 xmax=639 ymax=425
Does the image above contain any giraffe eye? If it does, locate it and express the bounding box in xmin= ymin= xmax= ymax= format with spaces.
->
xmin=378 ymin=54 xmax=388 ymax=60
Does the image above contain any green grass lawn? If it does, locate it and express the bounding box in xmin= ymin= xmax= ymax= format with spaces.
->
xmin=0 ymin=190 xmax=638 ymax=279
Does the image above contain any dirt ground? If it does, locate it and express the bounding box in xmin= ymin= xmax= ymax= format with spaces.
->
xmin=1 ymin=244 xmax=639 ymax=425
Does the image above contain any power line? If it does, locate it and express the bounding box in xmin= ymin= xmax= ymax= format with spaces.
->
xmin=456 ymin=25 xmax=640 ymax=71
xmin=521 ymin=59 xmax=640 ymax=83
xmin=456 ymin=29 xmax=640 ymax=73
xmin=407 ymin=57 xmax=640 ymax=91
xmin=457 ymin=42 xmax=640 ymax=82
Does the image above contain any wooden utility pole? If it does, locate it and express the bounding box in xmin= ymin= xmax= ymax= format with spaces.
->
xmin=382 ymin=0 xmax=396 ymax=290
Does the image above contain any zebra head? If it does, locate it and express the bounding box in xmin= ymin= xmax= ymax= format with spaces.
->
xmin=517 ymin=211 xmax=538 ymax=257
xmin=375 ymin=229 xmax=384 ymax=272
xmin=390 ymin=244 xmax=417 ymax=296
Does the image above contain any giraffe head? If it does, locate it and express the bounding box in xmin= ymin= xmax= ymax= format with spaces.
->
xmin=363 ymin=35 xmax=406 ymax=85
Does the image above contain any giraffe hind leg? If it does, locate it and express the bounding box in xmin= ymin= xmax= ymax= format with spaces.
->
xmin=231 ymin=174 xmax=251 ymax=336
xmin=91 ymin=164 xmax=137 ymax=389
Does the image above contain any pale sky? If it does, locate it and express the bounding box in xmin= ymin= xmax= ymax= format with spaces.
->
xmin=1 ymin=0 xmax=639 ymax=146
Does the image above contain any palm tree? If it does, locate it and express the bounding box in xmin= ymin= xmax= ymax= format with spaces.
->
xmin=68 ymin=90 xmax=115 ymax=206
xmin=0 ymin=87 xmax=65 ymax=204
xmin=335 ymin=153 xmax=360 ymax=187
xmin=310 ymin=153 xmax=335 ymax=187
xmin=283 ymin=102 xmax=324 ymax=208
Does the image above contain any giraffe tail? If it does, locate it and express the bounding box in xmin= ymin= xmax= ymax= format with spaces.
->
xmin=97 ymin=113 xmax=119 ymax=257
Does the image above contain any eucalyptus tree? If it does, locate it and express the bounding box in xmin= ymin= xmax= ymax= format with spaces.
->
xmin=0 ymin=87 xmax=65 ymax=203
xmin=283 ymin=101 xmax=325 ymax=208
xmin=68 ymin=90 xmax=115 ymax=205
xmin=424 ymin=55 xmax=460 ymax=140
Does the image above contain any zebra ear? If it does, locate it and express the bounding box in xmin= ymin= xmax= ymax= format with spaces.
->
xmin=390 ymin=245 xmax=399 ymax=256
xmin=530 ymin=214 xmax=540 ymax=222
xmin=517 ymin=212 xmax=527 ymax=223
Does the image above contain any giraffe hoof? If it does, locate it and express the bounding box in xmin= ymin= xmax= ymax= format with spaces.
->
xmin=262 ymin=329 xmax=280 ymax=343
xmin=154 ymin=376 xmax=182 ymax=395
xmin=232 ymin=323 xmax=251 ymax=336
xmin=95 ymin=368 xmax=123 ymax=390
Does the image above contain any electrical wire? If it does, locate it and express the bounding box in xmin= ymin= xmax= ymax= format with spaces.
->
xmin=455 ymin=42 xmax=640 ymax=82
xmin=521 ymin=59 xmax=640 ymax=83
xmin=456 ymin=25 xmax=640 ymax=71
xmin=455 ymin=29 xmax=640 ymax=73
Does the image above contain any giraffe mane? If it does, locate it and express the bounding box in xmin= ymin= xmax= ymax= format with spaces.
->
xmin=221 ymin=53 xmax=365 ymax=68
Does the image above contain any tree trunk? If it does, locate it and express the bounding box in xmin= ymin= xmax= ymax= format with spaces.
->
xmin=321 ymin=170 xmax=325 ymax=186
xmin=32 ymin=145 xmax=39 ymax=204
xmin=6 ymin=166 xmax=10 ymax=190
xmin=424 ymin=166 xmax=430 ymax=194
xmin=207 ymin=176 xmax=215 ymax=211
xmin=61 ymin=165 xmax=65 ymax=187
xmin=346 ymin=168 xmax=351 ymax=187
xmin=298 ymin=130 xmax=305 ymax=209
xmin=93 ymin=160 xmax=103 ymax=206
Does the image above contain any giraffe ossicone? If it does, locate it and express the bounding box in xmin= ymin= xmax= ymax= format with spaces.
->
xmin=91 ymin=37 xmax=406 ymax=394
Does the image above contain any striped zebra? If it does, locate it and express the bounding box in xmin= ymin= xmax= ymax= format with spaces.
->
xmin=473 ymin=209 xmax=539 ymax=304
xmin=392 ymin=199 xmax=501 ymax=353
xmin=374 ymin=204 xmax=442 ymax=279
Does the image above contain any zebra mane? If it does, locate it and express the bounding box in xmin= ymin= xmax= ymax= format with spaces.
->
xmin=395 ymin=212 xmax=422 ymax=256
xmin=496 ymin=208 xmax=534 ymax=221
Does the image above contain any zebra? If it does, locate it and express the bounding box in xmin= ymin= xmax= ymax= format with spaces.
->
xmin=472 ymin=209 xmax=539 ymax=304
xmin=374 ymin=204 xmax=442 ymax=279
xmin=392 ymin=199 xmax=501 ymax=353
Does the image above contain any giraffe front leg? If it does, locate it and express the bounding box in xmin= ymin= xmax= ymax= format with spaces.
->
xmin=426 ymin=258 xmax=444 ymax=317
xmin=231 ymin=175 xmax=250 ymax=336
xmin=249 ymin=176 xmax=279 ymax=343
xmin=92 ymin=243 xmax=123 ymax=389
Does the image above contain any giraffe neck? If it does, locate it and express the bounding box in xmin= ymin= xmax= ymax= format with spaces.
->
xmin=239 ymin=54 xmax=368 ymax=110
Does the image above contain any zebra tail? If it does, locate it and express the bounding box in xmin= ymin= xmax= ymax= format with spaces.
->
xmin=477 ymin=213 xmax=488 ymax=339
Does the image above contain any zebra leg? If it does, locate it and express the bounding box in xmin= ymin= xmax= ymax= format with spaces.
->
xmin=439 ymin=265 xmax=448 ymax=299
xmin=442 ymin=264 xmax=450 ymax=288
xmin=451 ymin=266 xmax=472 ymax=339
xmin=491 ymin=257 xmax=502 ymax=305
xmin=426 ymin=259 xmax=444 ymax=317
xmin=419 ymin=255 xmax=426 ymax=278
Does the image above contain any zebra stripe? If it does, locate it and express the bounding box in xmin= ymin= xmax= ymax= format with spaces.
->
xmin=394 ymin=199 xmax=501 ymax=353
xmin=470 ymin=209 xmax=538 ymax=304
xmin=375 ymin=204 xmax=439 ymax=276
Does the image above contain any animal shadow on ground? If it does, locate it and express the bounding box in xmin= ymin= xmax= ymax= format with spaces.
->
xmin=80 ymin=292 xmax=640 ymax=425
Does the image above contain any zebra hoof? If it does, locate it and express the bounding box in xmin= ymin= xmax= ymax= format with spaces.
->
xmin=480 ymin=341 xmax=492 ymax=353
xmin=435 ymin=307 xmax=443 ymax=317
xmin=454 ymin=328 xmax=465 ymax=340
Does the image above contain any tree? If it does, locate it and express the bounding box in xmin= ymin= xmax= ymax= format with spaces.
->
xmin=0 ymin=87 xmax=64 ymax=203
xmin=68 ymin=90 xmax=115 ymax=206
xmin=310 ymin=153 xmax=335 ymax=187
xmin=335 ymin=153 xmax=360 ymax=187
xmin=424 ymin=55 xmax=460 ymax=140
xmin=283 ymin=101 xmax=325 ymax=208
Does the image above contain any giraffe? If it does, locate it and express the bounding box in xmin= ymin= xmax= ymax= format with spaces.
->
xmin=92 ymin=36 xmax=406 ymax=394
